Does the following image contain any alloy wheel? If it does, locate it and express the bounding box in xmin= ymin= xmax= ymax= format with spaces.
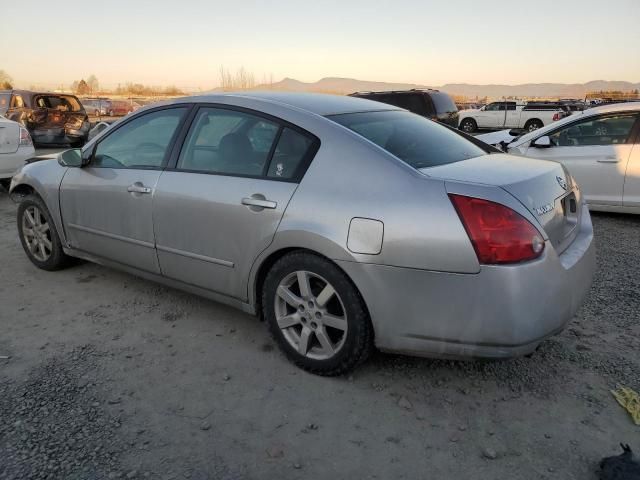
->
xmin=274 ymin=271 xmax=348 ymax=360
xmin=22 ymin=206 xmax=52 ymax=262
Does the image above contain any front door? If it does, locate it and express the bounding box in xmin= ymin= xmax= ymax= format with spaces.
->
xmin=60 ymin=106 xmax=189 ymax=272
xmin=525 ymin=113 xmax=639 ymax=206
xmin=153 ymin=106 xmax=318 ymax=300
xmin=478 ymin=102 xmax=505 ymax=129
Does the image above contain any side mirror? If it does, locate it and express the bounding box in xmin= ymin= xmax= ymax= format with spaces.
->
xmin=532 ymin=136 xmax=552 ymax=148
xmin=58 ymin=149 xmax=83 ymax=167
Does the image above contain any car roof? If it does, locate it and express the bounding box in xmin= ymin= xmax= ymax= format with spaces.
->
xmin=174 ymin=92 xmax=400 ymax=116
xmin=511 ymin=101 xmax=640 ymax=146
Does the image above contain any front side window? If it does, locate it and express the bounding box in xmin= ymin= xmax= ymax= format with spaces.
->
xmin=178 ymin=108 xmax=279 ymax=176
xmin=329 ymin=110 xmax=486 ymax=169
xmin=549 ymin=114 xmax=638 ymax=147
xmin=485 ymin=103 xmax=502 ymax=111
xmin=93 ymin=107 xmax=186 ymax=169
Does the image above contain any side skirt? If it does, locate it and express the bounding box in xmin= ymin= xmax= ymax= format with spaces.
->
xmin=63 ymin=247 xmax=257 ymax=315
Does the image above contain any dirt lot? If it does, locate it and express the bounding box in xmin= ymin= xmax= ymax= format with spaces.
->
xmin=0 ymin=187 xmax=639 ymax=480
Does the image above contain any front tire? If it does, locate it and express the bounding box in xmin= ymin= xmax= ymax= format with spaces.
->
xmin=17 ymin=195 xmax=71 ymax=271
xmin=262 ymin=252 xmax=373 ymax=376
xmin=459 ymin=118 xmax=477 ymax=133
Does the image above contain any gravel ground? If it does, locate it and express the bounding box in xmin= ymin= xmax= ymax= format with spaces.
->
xmin=0 ymin=187 xmax=638 ymax=480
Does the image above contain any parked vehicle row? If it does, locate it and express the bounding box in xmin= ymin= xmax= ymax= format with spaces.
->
xmin=458 ymin=101 xmax=569 ymax=133
xmin=80 ymin=98 xmax=142 ymax=117
xmin=0 ymin=90 xmax=90 ymax=147
xmin=9 ymin=92 xmax=595 ymax=375
xmin=477 ymin=102 xmax=640 ymax=214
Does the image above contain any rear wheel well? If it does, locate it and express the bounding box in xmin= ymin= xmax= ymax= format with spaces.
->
xmin=253 ymin=248 xmax=372 ymax=327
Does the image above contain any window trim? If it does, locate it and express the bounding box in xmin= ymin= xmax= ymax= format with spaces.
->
xmin=167 ymin=103 xmax=321 ymax=184
xmin=86 ymin=104 xmax=194 ymax=171
xmin=537 ymin=112 xmax=640 ymax=147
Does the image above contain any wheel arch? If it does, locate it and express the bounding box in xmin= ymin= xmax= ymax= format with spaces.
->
xmin=250 ymin=246 xmax=372 ymax=332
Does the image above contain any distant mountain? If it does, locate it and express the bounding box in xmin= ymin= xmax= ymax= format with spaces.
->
xmin=250 ymin=77 xmax=640 ymax=98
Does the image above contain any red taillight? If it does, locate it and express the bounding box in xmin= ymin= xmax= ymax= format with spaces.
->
xmin=553 ymin=113 xmax=560 ymax=121
xmin=449 ymin=194 xmax=545 ymax=264
xmin=19 ymin=127 xmax=32 ymax=146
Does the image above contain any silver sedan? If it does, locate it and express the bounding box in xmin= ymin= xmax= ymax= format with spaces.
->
xmin=10 ymin=93 xmax=596 ymax=375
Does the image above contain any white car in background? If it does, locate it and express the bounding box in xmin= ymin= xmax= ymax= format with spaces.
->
xmin=0 ymin=116 xmax=35 ymax=190
xmin=478 ymin=102 xmax=640 ymax=213
xmin=458 ymin=101 xmax=567 ymax=133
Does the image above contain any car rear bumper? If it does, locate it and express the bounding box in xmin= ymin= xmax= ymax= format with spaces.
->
xmin=0 ymin=146 xmax=36 ymax=178
xmin=336 ymin=206 xmax=595 ymax=359
xmin=32 ymin=126 xmax=88 ymax=145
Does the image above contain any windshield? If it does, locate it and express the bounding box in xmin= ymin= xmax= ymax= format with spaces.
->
xmin=0 ymin=93 xmax=9 ymax=115
xmin=34 ymin=95 xmax=83 ymax=112
xmin=328 ymin=110 xmax=486 ymax=169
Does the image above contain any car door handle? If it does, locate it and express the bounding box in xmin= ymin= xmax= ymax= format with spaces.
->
xmin=127 ymin=183 xmax=152 ymax=194
xmin=241 ymin=197 xmax=277 ymax=209
xmin=597 ymin=157 xmax=620 ymax=163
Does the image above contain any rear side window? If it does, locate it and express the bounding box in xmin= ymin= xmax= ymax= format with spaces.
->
xmin=430 ymin=92 xmax=458 ymax=114
xmin=267 ymin=128 xmax=313 ymax=179
xmin=378 ymin=94 xmax=428 ymax=115
xmin=329 ymin=110 xmax=486 ymax=169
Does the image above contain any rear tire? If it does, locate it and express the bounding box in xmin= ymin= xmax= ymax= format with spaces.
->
xmin=262 ymin=251 xmax=373 ymax=376
xmin=0 ymin=179 xmax=10 ymax=191
xmin=525 ymin=119 xmax=543 ymax=132
xmin=17 ymin=195 xmax=71 ymax=271
xmin=459 ymin=118 xmax=477 ymax=133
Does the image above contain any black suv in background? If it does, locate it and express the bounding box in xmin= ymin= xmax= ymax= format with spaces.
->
xmin=349 ymin=89 xmax=459 ymax=127
xmin=0 ymin=90 xmax=90 ymax=147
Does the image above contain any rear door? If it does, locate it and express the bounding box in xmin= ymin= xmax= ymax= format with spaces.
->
xmin=60 ymin=106 xmax=189 ymax=272
xmin=503 ymin=102 xmax=519 ymax=128
xmin=524 ymin=113 xmax=639 ymax=206
xmin=153 ymin=105 xmax=319 ymax=300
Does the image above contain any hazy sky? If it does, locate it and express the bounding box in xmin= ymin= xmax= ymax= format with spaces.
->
xmin=2 ymin=0 xmax=639 ymax=90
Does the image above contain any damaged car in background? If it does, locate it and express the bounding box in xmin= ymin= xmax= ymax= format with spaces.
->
xmin=0 ymin=90 xmax=90 ymax=147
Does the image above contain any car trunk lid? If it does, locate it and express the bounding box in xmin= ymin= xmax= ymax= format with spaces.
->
xmin=421 ymin=153 xmax=581 ymax=254
xmin=0 ymin=118 xmax=20 ymax=154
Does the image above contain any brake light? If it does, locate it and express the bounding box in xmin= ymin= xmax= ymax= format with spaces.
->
xmin=449 ymin=194 xmax=545 ymax=264
xmin=19 ymin=127 xmax=32 ymax=146
xmin=553 ymin=113 xmax=560 ymax=121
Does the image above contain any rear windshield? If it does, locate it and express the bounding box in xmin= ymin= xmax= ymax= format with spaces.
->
xmin=0 ymin=93 xmax=9 ymax=115
xmin=430 ymin=92 xmax=458 ymax=114
xmin=328 ymin=110 xmax=486 ymax=169
xmin=34 ymin=95 xmax=83 ymax=112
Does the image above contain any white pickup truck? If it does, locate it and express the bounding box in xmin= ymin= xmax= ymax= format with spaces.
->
xmin=458 ymin=101 xmax=566 ymax=133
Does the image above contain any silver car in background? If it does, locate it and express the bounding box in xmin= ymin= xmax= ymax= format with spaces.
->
xmin=9 ymin=93 xmax=595 ymax=375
